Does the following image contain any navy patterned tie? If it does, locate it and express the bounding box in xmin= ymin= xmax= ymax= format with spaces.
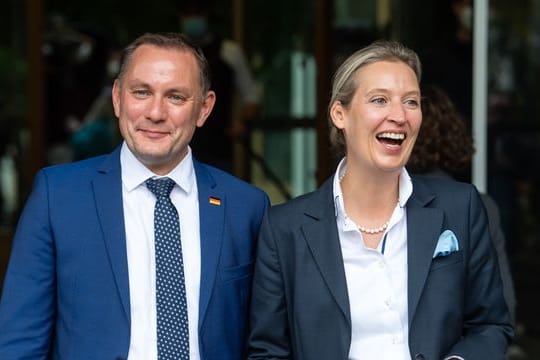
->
xmin=146 ymin=178 xmax=190 ymax=360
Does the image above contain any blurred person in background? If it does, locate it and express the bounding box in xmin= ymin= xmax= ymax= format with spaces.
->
xmin=422 ymin=0 xmax=473 ymax=135
xmin=43 ymin=13 xmax=110 ymax=164
xmin=177 ymin=0 xmax=260 ymax=174
xmin=70 ymin=47 xmax=123 ymax=160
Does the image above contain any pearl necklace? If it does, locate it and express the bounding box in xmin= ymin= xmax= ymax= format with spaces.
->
xmin=339 ymin=170 xmax=396 ymax=235
xmin=357 ymin=221 xmax=389 ymax=234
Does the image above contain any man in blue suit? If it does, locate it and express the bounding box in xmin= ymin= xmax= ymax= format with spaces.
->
xmin=0 ymin=32 xmax=269 ymax=359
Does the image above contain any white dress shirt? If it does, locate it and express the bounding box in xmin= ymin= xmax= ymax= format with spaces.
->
xmin=333 ymin=158 xmax=413 ymax=360
xmin=121 ymin=143 xmax=201 ymax=360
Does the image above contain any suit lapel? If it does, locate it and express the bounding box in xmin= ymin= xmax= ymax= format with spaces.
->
xmin=92 ymin=147 xmax=131 ymax=322
xmin=301 ymin=178 xmax=351 ymax=325
xmin=406 ymin=179 xmax=443 ymax=324
xmin=194 ymin=161 xmax=224 ymax=329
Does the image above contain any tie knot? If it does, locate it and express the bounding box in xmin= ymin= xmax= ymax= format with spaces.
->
xmin=146 ymin=177 xmax=175 ymax=199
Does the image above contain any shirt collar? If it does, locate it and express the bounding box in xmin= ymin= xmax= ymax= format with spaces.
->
xmin=332 ymin=157 xmax=413 ymax=221
xmin=120 ymin=142 xmax=196 ymax=194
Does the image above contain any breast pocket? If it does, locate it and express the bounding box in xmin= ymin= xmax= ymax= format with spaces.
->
xmin=218 ymin=261 xmax=254 ymax=283
xmin=430 ymin=250 xmax=463 ymax=271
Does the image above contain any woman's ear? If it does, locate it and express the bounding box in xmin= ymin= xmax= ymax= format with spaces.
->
xmin=330 ymin=101 xmax=346 ymax=129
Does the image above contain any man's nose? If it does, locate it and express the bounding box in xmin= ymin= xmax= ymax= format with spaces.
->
xmin=146 ymin=97 xmax=167 ymax=121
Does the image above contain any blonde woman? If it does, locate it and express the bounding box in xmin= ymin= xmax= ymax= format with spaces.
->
xmin=247 ymin=41 xmax=512 ymax=360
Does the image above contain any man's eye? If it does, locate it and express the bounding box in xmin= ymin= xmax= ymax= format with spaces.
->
xmin=132 ymin=89 xmax=150 ymax=97
xmin=169 ymin=94 xmax=187 ymax=103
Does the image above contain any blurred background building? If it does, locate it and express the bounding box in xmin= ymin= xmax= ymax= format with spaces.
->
xmin=1 ymin=0 xmax=540 ymax=357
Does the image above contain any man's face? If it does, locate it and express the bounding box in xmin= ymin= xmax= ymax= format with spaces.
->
xmin=112 ymin=44 xmax=215 ymax=175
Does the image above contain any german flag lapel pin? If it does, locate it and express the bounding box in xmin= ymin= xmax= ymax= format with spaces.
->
xmin=209 ymin=196 xmax=221 ymax=206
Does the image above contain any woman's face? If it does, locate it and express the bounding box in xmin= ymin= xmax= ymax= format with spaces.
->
xmin=331 ymin=60 xmax=422 ymax=176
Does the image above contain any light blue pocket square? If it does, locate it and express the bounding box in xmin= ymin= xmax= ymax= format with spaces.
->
xmin=433 ymin=230 xmax=459 ymax=258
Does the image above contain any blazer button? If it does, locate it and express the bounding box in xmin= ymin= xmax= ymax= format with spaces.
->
xmin=415 ymin=354 xmax=426 ymax=360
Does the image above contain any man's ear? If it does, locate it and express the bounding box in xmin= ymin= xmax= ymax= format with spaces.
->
xmin=196 ymin=90 xmax=216 ymax=128
xmin=112 ymin=79 xmax=121 ymax=118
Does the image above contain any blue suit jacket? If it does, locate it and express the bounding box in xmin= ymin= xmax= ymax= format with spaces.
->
xmin=247 ymin=175 xmax=513 ymax=360
xmin=0 ymin=147 xmax=269 ymax=359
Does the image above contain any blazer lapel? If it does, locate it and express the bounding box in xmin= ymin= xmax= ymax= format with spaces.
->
xmin=194 ymin=161 xmax=224 ymax=329
xmin=298 ymin=176 xmax=446 ymax=330
xmin=406 ymin=179 xmax=443 ymax=324
xmin=92 ymin=147 xmax=131 ymax=323
xmin=301 ymin=178 xmax=351 ymax=325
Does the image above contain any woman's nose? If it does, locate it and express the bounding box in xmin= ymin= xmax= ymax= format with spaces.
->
xmin=388 ymin=102 xmax=406 ymax=123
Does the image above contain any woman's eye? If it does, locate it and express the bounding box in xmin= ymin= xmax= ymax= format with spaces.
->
xmin=405 ymin=99 xmax=420 ymax=107
xmin=372 ymin=97 xmax=387 ymax=105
